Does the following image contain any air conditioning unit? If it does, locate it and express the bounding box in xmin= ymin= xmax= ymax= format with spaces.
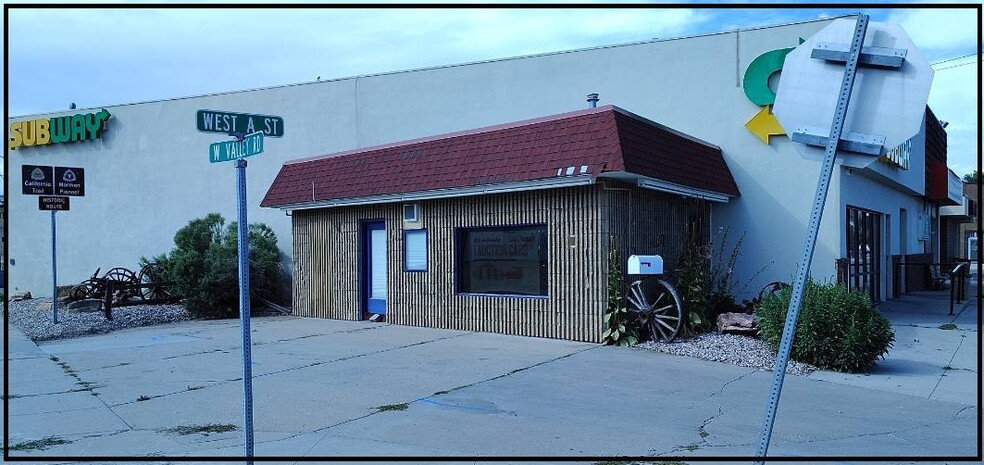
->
xmin=403 ymin=203 xmax=420 ymax=223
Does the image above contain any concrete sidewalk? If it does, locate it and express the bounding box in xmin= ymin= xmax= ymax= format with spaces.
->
xmin=2 ymin=290 xmax=978 ymax=464
xmin=809 ymin=290 xmax=979 ymax=405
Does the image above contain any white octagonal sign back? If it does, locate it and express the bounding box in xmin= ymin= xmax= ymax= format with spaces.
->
xmin=773 ymin=18 xmax=933 ymax=158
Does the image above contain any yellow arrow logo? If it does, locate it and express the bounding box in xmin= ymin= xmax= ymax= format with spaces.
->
xmin=745 ymin=105 xmax=785 ymax=144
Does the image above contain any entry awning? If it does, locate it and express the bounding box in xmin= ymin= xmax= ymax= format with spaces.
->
xmin=261 ymin=105 xmax=740 ymax=210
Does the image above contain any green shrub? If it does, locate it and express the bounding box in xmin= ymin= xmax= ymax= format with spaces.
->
xmin=603 ymin=237 xmax=640 ymax=346
xmin=143 ymin=213 xmax=284 ymax=319
xmin=676 ymin=228 xmax=757 ymax=335
xmin=755 ymin=280 xmax=894 ymax=373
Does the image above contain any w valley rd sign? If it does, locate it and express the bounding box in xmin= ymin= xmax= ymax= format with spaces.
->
xmin=209 ymin=131 xmax=264 ymax=163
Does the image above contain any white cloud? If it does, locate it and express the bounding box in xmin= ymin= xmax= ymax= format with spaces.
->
xmin=888 ymin=8 xmax=980 ymax=55
xmin=928 ymin=63 xmax=980 ymax=177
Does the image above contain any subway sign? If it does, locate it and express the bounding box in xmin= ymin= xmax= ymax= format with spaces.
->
xmin=9 ymin=109 xmax=111 ymax=150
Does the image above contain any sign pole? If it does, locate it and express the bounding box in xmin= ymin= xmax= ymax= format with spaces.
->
xmin=754 ymin=14 xmax=869 ymax=463
xmin=207 ymin=129 xmax=263 ymax=462
xmin=236 ymin=157 xmax=255 ymax=463
xmin=51 ymin=210 xmax=58 ymax=324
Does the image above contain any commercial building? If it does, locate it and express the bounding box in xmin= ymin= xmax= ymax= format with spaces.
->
xmin=261 ymin=105 xmax=738 ymax=339
xmin=7 ymin=16 xmax=961 ymax=341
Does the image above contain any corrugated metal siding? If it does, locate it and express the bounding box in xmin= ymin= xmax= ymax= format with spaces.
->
xmin=291 ymin=212 xmax=311 ymax=316
xmin=598 ymin=182 xmax=708 ymax=282
xmin=296 ymin=185 xmax=608 ymax=342
xmin=293 ymin=183 xmax=707 ymax=342
xmin=305 ymin=205 xmax=399 ymax=320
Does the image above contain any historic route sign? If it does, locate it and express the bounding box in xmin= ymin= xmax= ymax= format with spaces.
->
xmin=209 ymin=131 xmax=265 ymax=163
xmin=39 ymin=196 xmax=70 ymax=211
xmin=54 ymin=166 xmax=85 ymax=196
xmin=22 ymin=165 xmax=54 ymax=195
xmin=197 ymin=110 xmax=283 ymax=137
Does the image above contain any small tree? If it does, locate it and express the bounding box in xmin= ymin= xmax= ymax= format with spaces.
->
xmin=963 ymin=170 xmax=979 ymax=183
xmin=143 ymin=213 xmax=284 ymax=319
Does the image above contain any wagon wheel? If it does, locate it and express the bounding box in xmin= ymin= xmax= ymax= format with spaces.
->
xmin=103 ymin=267 xmax=140 ymax=302
xmin=70 ymin=279 xmax=103 ymax=301
xmin=138 ymin=263 xmax=172 ymax=301
xmin=757 ymin=281 xmax=790 ymax=302
xmin=626 ymin=278 xmax=685 ymax=343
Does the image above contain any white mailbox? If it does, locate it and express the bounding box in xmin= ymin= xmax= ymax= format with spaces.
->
xmin=627 ymin=255 xmax=664 ymax=275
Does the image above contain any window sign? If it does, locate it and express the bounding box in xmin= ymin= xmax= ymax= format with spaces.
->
xmin=404 ymin=230 xmax=428 ymax=272
xmin=456 ymin=225 xmax=548 ymax=296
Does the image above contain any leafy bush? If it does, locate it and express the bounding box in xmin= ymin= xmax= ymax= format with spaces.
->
xmin=755 ymin=280 xmax=894 ymax=373
xmin=677 ymin=228 xmax=773 ymax=336
xmin=143 ymin=213 xmax=284 ymax=319
xmin=603 ymin=237 xmax=640 ymax=346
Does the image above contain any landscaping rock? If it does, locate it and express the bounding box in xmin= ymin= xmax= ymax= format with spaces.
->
xmin=11 ymin=291 xmax=32 ymax=301
xmin=67 ymin=299 xmax=104 ymax=313
xmin=716 ymin=312 xmax=758 ymax=335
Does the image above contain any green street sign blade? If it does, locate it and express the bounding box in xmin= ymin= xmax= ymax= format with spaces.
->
xmin=197 ymin=110 xmax=284 ymax=137
xmin=209 ymin=132 xmax=264 ymax=163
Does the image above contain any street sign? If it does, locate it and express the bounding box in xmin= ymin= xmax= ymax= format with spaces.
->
xmin=197 ymin=110 xmax=284 ymax=137
xmin=773 ymin=18 xmax=933 ymax=160
xmin=209 ymin=132 xmax=264 ymax=163
xmin=54 ymin=166 xmax=85 ymax=196
xmin=22 ymin=165 xmax=54 ymax=195
xmin=39 ymin=196 xmax=70 ymax=211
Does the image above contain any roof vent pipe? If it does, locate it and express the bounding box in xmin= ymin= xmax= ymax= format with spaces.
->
xmin=587 ymin=93 xmax=599 ymax=108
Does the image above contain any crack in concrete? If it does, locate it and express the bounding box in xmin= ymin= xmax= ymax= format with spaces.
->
xmin=952 ymin=404 xmax=976 ymax=419
xmin=929 ymin=335 xmax=966 ymax=399
xmin=412 ymin=344 xmax=601 ymax=396
xmin=709 ymin=368 xmax=758 ymax=397
xmin=160 ymin=348 xmax=227 ymax=360
xmin=99 ymin=333 xmax=474 ymax=408
xmin=259 ymin=343 xmax=602 ymax=457
xmin=777 ymin=415 xmax=968 ymax=446
xmin=250 ymin=330 xmax=472 ymax=379
xmin=5 ymin=386 xmax=97 ymax=398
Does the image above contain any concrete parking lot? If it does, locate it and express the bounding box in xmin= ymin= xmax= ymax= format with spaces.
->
xmin=3 ymin=291 xmax=979 ymax=464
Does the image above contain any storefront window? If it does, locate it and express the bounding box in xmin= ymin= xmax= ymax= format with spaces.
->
xmin=455 ymin=225 xmax=548 ymax=296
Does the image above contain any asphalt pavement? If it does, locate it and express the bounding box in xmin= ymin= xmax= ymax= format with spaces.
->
xmin=2 ymin=290 xmax=979 ymax=464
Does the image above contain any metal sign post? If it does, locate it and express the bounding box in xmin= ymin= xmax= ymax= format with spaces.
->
xmin=754 ymin=15 xmax=869 ymax=462
xmin=51 ymin=211 xmax=58 ymax=324
xmin=237 ymin=156 xmax=255 ymax=462
xmin=208 ymin=131 xmax=263 ymax=463
xmin=24 ymin=165 xmax=84 ymax=325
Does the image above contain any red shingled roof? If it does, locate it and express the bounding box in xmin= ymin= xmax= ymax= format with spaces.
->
xmin=261 ymin=105 xmax=739 ymax=208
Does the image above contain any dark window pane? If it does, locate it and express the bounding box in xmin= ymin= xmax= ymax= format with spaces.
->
xmin=456 ymin=225 xmax=548 ymax=296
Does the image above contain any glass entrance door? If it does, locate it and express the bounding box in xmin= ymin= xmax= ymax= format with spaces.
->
xmin=847 ymin=206 xmax=882 ymax=302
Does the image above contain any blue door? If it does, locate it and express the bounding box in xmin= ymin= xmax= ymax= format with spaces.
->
xmin=362 ymin=221 xmax=387 ymax=318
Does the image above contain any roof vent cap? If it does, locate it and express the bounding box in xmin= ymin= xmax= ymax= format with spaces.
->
xmin=587 ymin=93 xmax=600 ymax=109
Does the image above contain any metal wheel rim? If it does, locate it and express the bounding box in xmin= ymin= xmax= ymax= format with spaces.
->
xmin=646 ymin=279 xmax=684 ymax=343
xmin=70 ymin=279 xmax=102 ymax=300
xmin=138 ymin=264 xmax=171 ymax=301
xmin=103 ymin=267 xmax=139 ymax=300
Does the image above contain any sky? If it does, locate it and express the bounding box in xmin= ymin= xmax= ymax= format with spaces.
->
xmin=3 ymin=1 xmax=981 ymax=178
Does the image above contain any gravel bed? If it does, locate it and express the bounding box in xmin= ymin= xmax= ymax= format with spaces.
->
xmin=636 ymin=332 xmax=818 ymax=376
xmin=7 ymin=298 xmax=191 ymax=343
